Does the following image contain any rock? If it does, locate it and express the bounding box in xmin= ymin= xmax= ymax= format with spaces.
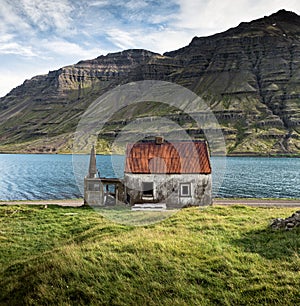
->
xmin=270 ymin=211 xmax=300 ymax=230
xmin=286 ymin=222 xmax=295 ymax=228
xmin=292 ymin=213 xmax=300 ymax=221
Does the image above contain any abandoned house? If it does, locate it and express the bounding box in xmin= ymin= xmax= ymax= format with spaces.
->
xmin=84 ymin=137 xmax=212 ymax=208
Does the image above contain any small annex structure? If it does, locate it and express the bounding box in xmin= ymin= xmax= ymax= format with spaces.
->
xmin=84 ymin=146 xmax=124 ymax=206
xmin=84 ymin=137 xmax=212 ymax=208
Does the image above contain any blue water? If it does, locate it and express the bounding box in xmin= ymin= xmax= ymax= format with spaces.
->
xmin=0 ymin=154 xmax=299 ymax=200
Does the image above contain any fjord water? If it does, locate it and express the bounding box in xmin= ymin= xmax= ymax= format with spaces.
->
xmin=0 ymin=154 xmax=299 ymax=201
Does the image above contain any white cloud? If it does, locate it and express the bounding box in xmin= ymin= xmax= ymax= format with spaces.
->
xmin=125 ymin=0 xmax=148 ymax=10
xmin=89 ymin=1 xmax=109 ymax=7
xmin=0 ymin=34 xmax=15 ymax=43
xmin=145 ymin=29 xmax=194 ymax=53
xmin=0 ymin=67 xmax=47 ymax=97
xmin=0 ymin=0 xmax=32 ymax=32
xmin=0 ymin=42 xmax=37 ymax=57
xmin=0 ymin=75 xmax=22 ymax=97
xmin=41 ymin=39 xmax=104 ymax=59
xmin=20 ymin=0 xmax=75 ymax=34
xmin=102 ymin=0 xmax=300 ymax=56
xmin=106 ymin=29 xmax=137 ymax=50
xmin=104 ymin=26 xmax=194 ymax=54
xmin=1 ymin=0 xmax=300 ymax=97
xmin=173 ymin=0 xmax=300 ymax=36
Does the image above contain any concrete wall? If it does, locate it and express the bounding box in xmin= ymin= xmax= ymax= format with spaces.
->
xmin=124 ymin=173 xmax=212 ymax=208
xmin=84 ymin=177 xmax=104 ymax=206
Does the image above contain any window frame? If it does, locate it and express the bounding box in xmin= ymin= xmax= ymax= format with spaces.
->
xmin=180 ymin=183 xmax=191 ymax=197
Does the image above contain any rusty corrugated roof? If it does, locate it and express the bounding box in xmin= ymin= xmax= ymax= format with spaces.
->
xmin=125 ymin=141 xmax=211 ymax=174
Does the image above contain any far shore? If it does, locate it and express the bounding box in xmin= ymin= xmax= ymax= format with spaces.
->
xmin=1 ymin=198 xmax=300 ymax=207
xmin=0 ymin=151 xmax=300 ymax=158
xmin=0 ymin=150 xmax=300 ymax=158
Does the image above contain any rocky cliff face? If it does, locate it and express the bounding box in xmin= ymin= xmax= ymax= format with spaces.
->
xmin=161 ymin=9 xmax=300 ymax=154
xmin=0 ymin=9 xmax=299 ymax=155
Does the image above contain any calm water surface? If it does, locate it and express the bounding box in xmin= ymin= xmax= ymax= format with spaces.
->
xmin=0 ymin=154 xmax=299 ymax=200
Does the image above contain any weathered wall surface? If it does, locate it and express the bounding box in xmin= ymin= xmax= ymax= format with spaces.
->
xmin=124 ymin=173 xmax=212 ymax=208
xmin=84 ymin=177 xmax=104 ymax=206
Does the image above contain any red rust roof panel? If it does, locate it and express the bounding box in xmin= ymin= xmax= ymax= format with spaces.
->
xmin=125 ymin=141 xmax=211 ymax=174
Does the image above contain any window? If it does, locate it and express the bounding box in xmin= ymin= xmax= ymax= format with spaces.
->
xmin=180 ymin=183 xmax=191 ymax=197
xmin=105 ymin=184 xmax=116 ymax=194
xmin=88 ymin=182 xmax=100 ymax=191
xmin=142 ymin=182 xmax=154 ymax=196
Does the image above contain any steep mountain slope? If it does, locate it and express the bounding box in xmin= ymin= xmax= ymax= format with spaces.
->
xmin=0 ymin=9 xmax=299 ymax=155
xmin=162 ymin=9 xmax=300 ymax=154
xmin=0 ymin=50 xmax=158 ymax=153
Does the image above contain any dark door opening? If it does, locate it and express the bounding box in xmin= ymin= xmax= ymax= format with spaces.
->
xmin=143 ymin=182 xmax=153 ymax=198
xmin=104 ymin=184 xmax=116 ymax=205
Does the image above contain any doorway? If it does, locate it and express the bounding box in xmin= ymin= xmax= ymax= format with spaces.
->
xmin=142 ymin=182 xmax=154 ymax=201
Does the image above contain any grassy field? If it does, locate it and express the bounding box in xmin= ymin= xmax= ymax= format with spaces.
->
xmin=0 ymin=204 xmax=299 ymax=305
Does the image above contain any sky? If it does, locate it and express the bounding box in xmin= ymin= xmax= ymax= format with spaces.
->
xmin=0 ymin=0 xmax=300 ymax=97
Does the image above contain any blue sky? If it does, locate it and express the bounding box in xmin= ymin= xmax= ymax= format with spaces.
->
xmin=0 ymin=0 xmax=300 ymax=97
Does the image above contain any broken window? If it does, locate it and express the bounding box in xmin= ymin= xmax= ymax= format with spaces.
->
xmin=88 ymin=182 xmax=100 ymax=191
xmin=142 ymin=182 xmax=154 ymax=197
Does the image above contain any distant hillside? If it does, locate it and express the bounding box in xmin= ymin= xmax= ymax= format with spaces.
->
xmin=0 ymin=9 xmax=299 ymax=155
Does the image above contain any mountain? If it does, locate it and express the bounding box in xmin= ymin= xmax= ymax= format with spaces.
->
xmin=0 ymin=9 xmax=299 ymax=155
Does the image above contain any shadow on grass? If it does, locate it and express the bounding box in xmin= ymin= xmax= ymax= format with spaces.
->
xmin=231 ymin=227 xmax=300 ymax=259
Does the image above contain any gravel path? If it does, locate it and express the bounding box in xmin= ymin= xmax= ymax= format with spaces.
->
xmin=0 ymin=199 xmax=84 ymax=207
xmin=1 ymin=198 xmax=300 ymax=207
xmin=213 ymin=198 xmax=300 ymax=207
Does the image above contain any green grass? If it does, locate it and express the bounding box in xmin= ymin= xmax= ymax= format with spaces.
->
xmin=0 ymin=204 xmax=300 ymax=305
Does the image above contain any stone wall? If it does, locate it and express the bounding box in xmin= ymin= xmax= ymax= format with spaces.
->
xmin=124 ymin=173 xmax=212 ymax=208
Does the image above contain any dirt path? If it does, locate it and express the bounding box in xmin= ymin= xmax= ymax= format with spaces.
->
xmin=1 ymin=198 xmax=300 ymax=207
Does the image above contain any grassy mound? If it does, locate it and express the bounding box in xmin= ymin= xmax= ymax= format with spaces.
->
xmin=0 ymin=205 xmax=299 ymax=305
